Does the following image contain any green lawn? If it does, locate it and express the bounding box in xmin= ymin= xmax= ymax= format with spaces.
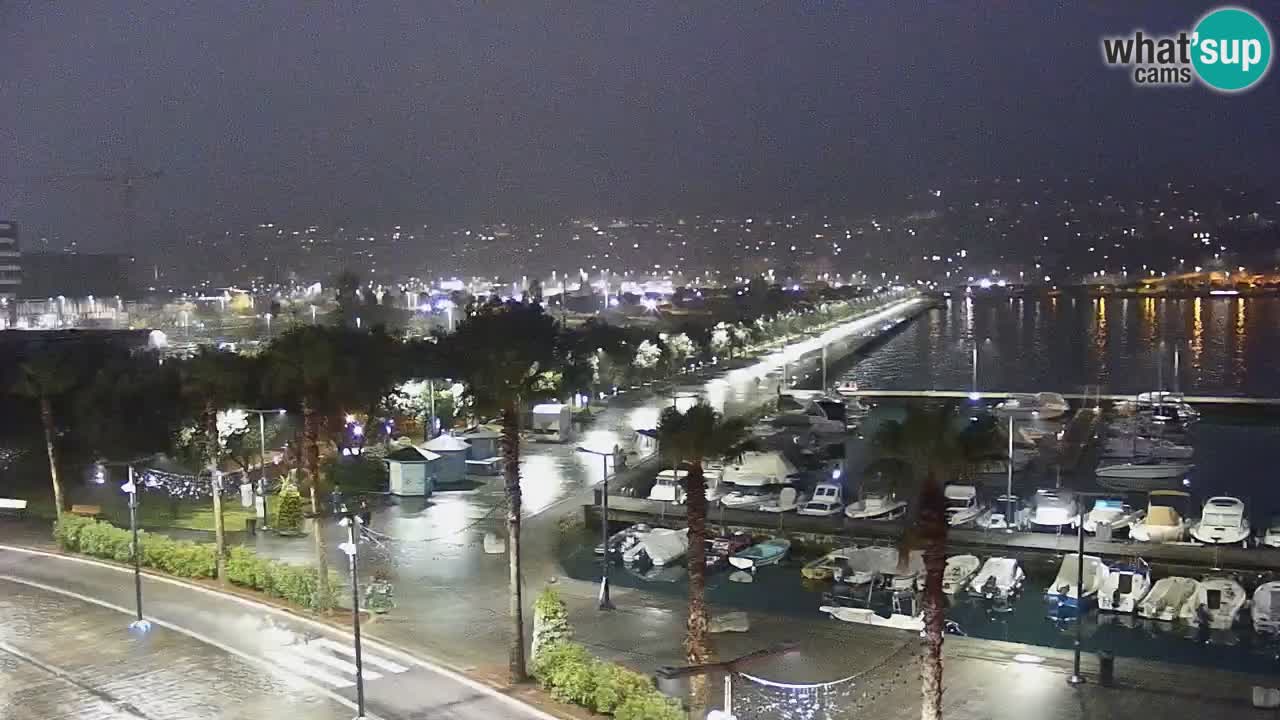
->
xmin=20 ymin=489 xmax=258 ymax=533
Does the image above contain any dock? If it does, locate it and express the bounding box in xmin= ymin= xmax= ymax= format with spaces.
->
xmin=588 ymin=496 xmax=1280 ymax=573
xmin=844 ymin=389 xmax=1280 ymax=407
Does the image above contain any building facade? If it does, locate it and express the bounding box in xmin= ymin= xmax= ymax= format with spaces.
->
xmin=0 ymin=221 xmax=18 ymax=327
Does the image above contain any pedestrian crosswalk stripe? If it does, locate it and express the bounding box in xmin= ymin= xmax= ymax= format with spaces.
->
xmin=293 ymin=641 xmax=386 ymax=680
xmin=267 ymin=649 xmax=355 ymax=689
xmin=313 ymin=637 xmax=410 ymax=674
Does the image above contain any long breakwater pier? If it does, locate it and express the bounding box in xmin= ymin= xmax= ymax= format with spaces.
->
xmin=844 ymin=389 xmax=1280 ymax=408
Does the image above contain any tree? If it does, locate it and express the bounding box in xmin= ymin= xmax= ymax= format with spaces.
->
xmin=441 ymin=299 xmax=559 ymax=683
xmin=634 ymin=340 xmax=661 ymax=378
xmin=11 ymin=348 xmax=77 ymax=520
xmin=655 ymin=402 xmax=754 ymax=710
xmin=870 ymin=404 xmax=1000 ymax=720
xmin=274 ymin=477 xmax=304 ymax=535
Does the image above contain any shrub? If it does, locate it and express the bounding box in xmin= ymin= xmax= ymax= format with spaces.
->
xmin=532 ymin=588 xmax=573 ymax=661
xmin=226 ymin=546 xmax=272 ymax=591
xmin=53 ymin=515 xmax=95 ymax=552
xmin=591 ymin=663 xmax=658 ymax=715
xmin=274 ymin=482 xmax=304 ymax=534
xmin=614 ymin=692 xmax=685 ymax=720
xmin=532 ymin=641 xmax=599 ymax=708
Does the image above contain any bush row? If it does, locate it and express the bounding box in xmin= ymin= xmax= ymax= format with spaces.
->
xmin=53 ymin=515 xmax=336 ymax=610
xmin=531 ymin=641 xmax=684 ymax=720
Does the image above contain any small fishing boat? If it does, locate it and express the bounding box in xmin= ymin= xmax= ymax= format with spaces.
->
xmin=1189 ymin=497 xmax=1251 ymax=546
xmin=1044 ymin=555 xmax=1109 ymax=612
xmin=1096 ymin=459 xmax=1194 ymax=480
xmin=977 ymin=495 xmax=1028 ymax=530
xmin=1079 ymin=498 xmax=1144 ymax=535
xmin=622 ymin=527 xmax=689 ymax=567
xmin=1129 ymin=491 xmax=1191 ymax=543
xmin=844 ymin=493 xmax=907 ymax=521
xmin=943 ymin=555 xmax=981 ymax=595
xmin=994 ymin=392 xmax=1070 ymax=420
xmin=648 ymin=471 xmax=687 ymax=503
xmin=1251 ymin=581 xmax=1280 ymax=635
xmin=944 ymin=485 xmax=989 ymax=527
xmin=1178 ymin=576 xmax=1247 ymax=630
xmin=832 ymin=546 xmax=900 ymax=586
xmin=595 ymin=523 xmax=652 ymax=556
xmin=728 ymin=537 xmax=791 ymax=570
xmin=798 ymin=483 xmax=844 ymax=516
xmin=1263 ymin=517 xmax=1280 ymax=549
xmin=759 ymin=487 xmax=806 ymax=513
xmin=719 ymin=486 xmax=779 ymax=510
xmin=1097 ymin=559 xmax=1152 ymax=613
xmin=1103 ymin=435 xmax=1194 ymax=460
xmin=706 ymin=533 xmax=753 ymax=570
xmin=801 ymin=546 xmax=859 ymax=581
xmin=818 ymin=605 xmax=923 ymax=632
xmin=1137 ymin=577 xmax=1200 ymax=621
xmin=969 ymin=557 xmax=1024 ymax=600
xmin=1029 ymin=489 xmax=1078 ymax=530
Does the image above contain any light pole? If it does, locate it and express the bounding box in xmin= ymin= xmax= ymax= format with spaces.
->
xmin=104 ymin=456 xmax=155 ymax=632
xmin=338 ymin=507 xmax=368 ymax=719
xmin=244 ymin=408 xmax=286 ymax=526
xmin=576 ymin=445 xmax=616 ymax=610
xmin=1005 ymin=414 xmax=1015 ymax=534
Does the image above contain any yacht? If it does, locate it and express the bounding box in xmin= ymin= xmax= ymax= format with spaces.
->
xmin=944 ymin=485 xmax=989 ymax=527
xmin=647 ymin=470 xmax=686 ymax=503
xmin=721 ymin=452 xmax=799 ymax=487
xmin=1103 ymin=435 xmax=1194 ymax=460
xmin=844 ymin=492 xmax=907 ymax=521
xmin=1097 ymin=559 xmax=1152 ymax=613
xmin=943 ymin=555 xmax=981 ymax=595
xmin=719 ymin=486 xmax=779 ymax=510
xmin=1262 ymin=516 xmax=1280 ymax=548
xmin=1095 ymin=458 xmax=1193 ymax=480
xmin=977 ymin=494 xmax=1028 ymax=530
xmin=774 ymin=393 xmax=846 ymax=435
xmin=1028 ymin=489 xmax=1078 ymax=530
xmin=1129 ymin=491 xmax=1191 ymax=543
xmin=797 ymin=483 xmax=844 ymax=516
xmin=1044 ymin=554 xmax=1109 ymax=612
xmin=1189 ymin=497 xmax=1251 ymax=545
xmin=1079 ymin=497 xmax=1143 ymax=535
xmin=969 ymin=557 xmax=1025 ymax=601
xmin=1137 ymin=577 xmax=1200 ymax=621
xmin=1178 ymin=576 xmax=1248 ymax=630
xmin=1251 ymin=581 xmax=1280 ymax=635
xmin=994 ymin=392 xmax=1070 ymax=420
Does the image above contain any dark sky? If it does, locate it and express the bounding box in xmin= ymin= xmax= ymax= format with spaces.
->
xmin=2 ymin=1 xmax=1278 ymax=252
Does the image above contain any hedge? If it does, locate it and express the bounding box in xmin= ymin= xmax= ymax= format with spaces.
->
xmin=531 ymin=640 xmax=683 ymax=720
xmin=53 ymin=515 xmax=337 ymax=610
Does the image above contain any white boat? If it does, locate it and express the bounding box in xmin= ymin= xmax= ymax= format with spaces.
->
xmin=1028 ymin=489 xmax=1077 ymax=529
xmin=719 ymin=487 xmax=779 ymax=510
xmin=622 ymin=527 xmax=689 ymax=566
xmin=595 ymin=523 xmax=652 ymax=556
xmin=1251 ymin=581 xmax=1280 ymax=634
xmin=1079 ymin=498 xmax=1143 ymax=534
xmin=759 ymin=487 xmax=806 ymax=513
xmin=969 ymin=557 xmax=1024 ymax=600
xmin=844 ymin=493 xmax=907 ymax=521
xmin=944 ymin=485 xmax=989 ymax=527
xmin=1103 ymin=435 xmax=1194 ymax=460
xmin=1129 ymin=491 xmax=1191 ymax=543
xmin=801 ymin=546 xmax=859 ymax=581
xmin=721 ymin=452 xmax=799 ymax=487
xmin=1137 ymin=576 xmax=1200 ymax=621
xmin=1178 ymin=577 xmax=1247 ymax=630
xmin=728 ymin=537 xmax=791 ymax=570
xmin=648 ymin=470 xmax=687 ymax=503
xmin=1095 ymin=459 xmax=1193 ymax=480
xmin=977 ymin=494 xmax=1028 ymax=530
xmin=1097 ymin=559 xmax=1151 ymax=613
xmin=832 ymin=546 xmax=901 ymax=586
xmin=1188 ymin=497 xmax=1250 ymax=545
xmin=994 ymin=392 xmax=1069 ymax=420
xmin=819 ymin=605 xmax=923 ymax=632
xmin=1044 ymin=554 xmax=1109 ymax=611
xmin=798 ymin=483 xmax=844 ymax=516
xmin=774 ymin=393 xmax=845 ymax=435
xmin=943 ymin=555 xmax=981 ymax=595
xmin=974 ymin=447 xmax=1036 ymax=476
xmin=1262 ymin=517 xmax=1280 ymax=548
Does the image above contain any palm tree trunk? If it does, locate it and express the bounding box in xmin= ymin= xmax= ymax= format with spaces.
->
xmin=39 ymin=396 xmax=64 ymax=521
xmin=501 ymin=403 xmax=527 ymax=683
xmin=684 ymin=461 xmax=712 ymax=710
xmin=303 ymin=399 xmax=332 ymax=609
xmin=918 ymin=478 xmax=948 ymax=720
xmin=206 ymin=404 xmax=227 ymax=583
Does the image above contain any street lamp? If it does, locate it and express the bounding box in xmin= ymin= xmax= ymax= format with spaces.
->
xmin=338 ymin=507 xmax=369 ymax=719
xmin=103 ymin=456 xmax=155 ymax=632
xmin=244 ymin=408 xmax=287 ymax=528
xmin=576 ymin=445 xmax=617 ymax=610
xmin=656 ymin=642 xmax=798 ymax=719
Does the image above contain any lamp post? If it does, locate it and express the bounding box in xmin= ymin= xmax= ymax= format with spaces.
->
xmin=103 ymin=456 xmax=155 ymax=632
xmin=338 ymin=507 xmax=368 ymax=719
xmin=244 ymin=408 xmax=286 ymax=526
xmin=576 ymin=445 xmax=616 ymax=610
xmin=656 ymin=642 xmax=798 ymax=720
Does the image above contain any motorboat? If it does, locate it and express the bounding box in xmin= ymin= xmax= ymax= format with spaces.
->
xmin=974 ymin=447 xmax=1036 ymax=476
xmin=801 ymin=546 xmax=859 ymax=581
xmin=1028 ymin=489 xmax=1078 ymax=529
xmin=1044 ymin=554 xmax=1109 ymax=612
xmin=798 ymin=483 xmax=844 ymax=516
xmin=721 ymin=452 xmax=799 ymax=487
xmin=1103 ymin=435 xmax=1194 ymax=460
xmin=774 ymin=394 xmax=846 ymax=435
xmin=1189 ymin=497 xmax=1250 ymax=545
xmin=1137 ymin=577 xmax=1200 ymax=621
xmin=1178 ymin=576 xmax=1247 ymax=630
xmin=648 ymin=470 xmax=687 ymax=504
xmin=834 ymin=380 xmax=861 ymax=398
xmin=759 ymin=487 xmax=806 ymax=513
xmin=595 ymin=523 xmax=652 ymax=556
xmin=1251 ymin=581 xmax=1280 ymax=634
xmin=705 ymin=533 xmax=752 ymax=570
xmin=1097 ymin=559 xmax=1152 ymax=613
xmin=719 ymin=486 xmax=779 ymax=510
xmin=1079 ymin=498 xmax=1144 ymax=535
xmin=944 ymin=485 xmax=989 ymax=527
xmin=1095 ymin=459 xmax=1193 ymax=480
xmin=943 ymin=555 xmax=981 ymax=595
xmin=622 ymin=527 xmax=689 ymax=567
xmin=994 ymin=392 xmax=1069 ymax=420
xmin=969 ymin=557 xmax=1024 ymax=600
xmin=1262 ymin=517 xmax=1280 ymax=548
xmin=844 ymin=493 xmax=907 ymax=521
xmin=818 ymin=605 xmax=923 ymax=632
xmin=976 ymin=494 xmax=1028 ymax=530
xmin=831 ymin=546 xmax=900 ymax=586
xmin=728 ymin=537 xmax=791 ymax=570
xmin=1129 ymin=491 xmax=1191 ymax=543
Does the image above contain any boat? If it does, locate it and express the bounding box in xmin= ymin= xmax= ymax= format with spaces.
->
xmin=944 ymin=485 xmax=989 ymax=527
xmin=1129 ymin=491 xmax=1191 ymax=543
xmin=622 ymin=527 xmax=689 ymax=567
xmin=1028 ymin=489 xmax=1078 ymax=529
xmin=728 ymin=537 xmax=791 ymax=570
xmin=1178 ymin=576 xmax=1247 ymax=629
xmin=1097 ymin=559 xmax=1152 ymax=613
xmin=721 ymin=452 xmax=799 ymax=487
xmin=774 ymin=393 xmax=846 ymax=435
xmin=974 ymin=448 xmax=1036 ymax=476
xmin=1251 ymin=581 xmax=1280 ymax=634
xmin=1262 ymin=517 xmax=1280 ymax=548
xmin=1103 ymin=435 xmax=1194 ymax=460
xmin=1189 ymin=497 xmax=1251 ymax=545
xmin=994 ymin=392 xmax=1069 ymax=420
xmin=844 ymin=492 xmax=907 ymax=521
xmin=759 ymin=487 xmax=806 ymax=513
xmin=834 ymin=380 xmax=861 ymax=398
xmin=648 ymin=470 xmax=687 ymax=503
xmin=1095 ymin=459 xmax=1193 ymax=480
xmin=1044 ymin=554 xmax=1109 ymax=612
xmin=818 ymin=605 xmax=924 ymax=632
xmin=595 ymin=523 xmax=652 ymax=556
xmin=801 ymin=546 xmax=860 ymax=581
xmin=943 ymin=555 xmax=981 ymax=595
xmin=1137 ymin=577 xmax=1200 ymax=621
xmin=705 ymin=533 xmax=753 ymax=570
xmin=976 ymin=494 xmax=1028 ymax=530
xmin=832 ymin=546 xmax=900 ymax=586
xmin=1079 ymin=497 xmax=1144 ymax=535
xmin=719 ymin=486 xmax=779 ymax=510
xmin=969 ymin=557 xmax=1024 ymax=600
xmin=797 ymin=483 xmax=844 ymax=516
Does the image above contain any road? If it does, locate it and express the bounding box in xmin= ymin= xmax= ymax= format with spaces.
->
xmin=0 ymin=548 xmax=552 ymax=720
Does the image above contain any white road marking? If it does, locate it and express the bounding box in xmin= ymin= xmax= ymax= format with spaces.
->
xmin=313 ymin=637 xmax=410 ymax=674
xmin=266 ymin=649 xmax=357 ymax=689
xmin=290 ymin=641 xmax=385 ymax=680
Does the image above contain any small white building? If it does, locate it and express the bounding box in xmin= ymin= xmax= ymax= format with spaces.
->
xmin=530 ymin=403 xmax=572 ymax=443
xmin=422 ymin=434 xmax=470 ymax=486
xmin=385 ymin=446 xmax=442 ymax=497
xmin=460 ymin=427 xmax=502 ymax=459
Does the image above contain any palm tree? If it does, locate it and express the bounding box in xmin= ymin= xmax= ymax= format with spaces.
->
xmin=12 ymin=349 xmax=77 ymax=521
xmin=443 ymin=300 xmax=559 ymax=683
xmin=655 ymin=402 xmax=753 ymax=708
xmin=870 ymin=404 xmax=1000 ymax=720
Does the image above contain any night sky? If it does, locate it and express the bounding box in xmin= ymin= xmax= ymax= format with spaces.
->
xmin=2 ymin=1 xmax=1277 ymax=252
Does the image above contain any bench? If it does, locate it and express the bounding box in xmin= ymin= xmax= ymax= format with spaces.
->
xmin=0 ymin=498 xmax=28 ymax=517
xmin=70 ymin=504 xmax=102 ymax=517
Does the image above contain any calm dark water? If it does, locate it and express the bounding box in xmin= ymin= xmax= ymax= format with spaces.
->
xmin=841 ymin=294 xmax=1280 ymax=397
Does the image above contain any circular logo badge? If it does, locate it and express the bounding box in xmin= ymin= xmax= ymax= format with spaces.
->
xmin=1192 ymin=7 xmax=1272 ymax=92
